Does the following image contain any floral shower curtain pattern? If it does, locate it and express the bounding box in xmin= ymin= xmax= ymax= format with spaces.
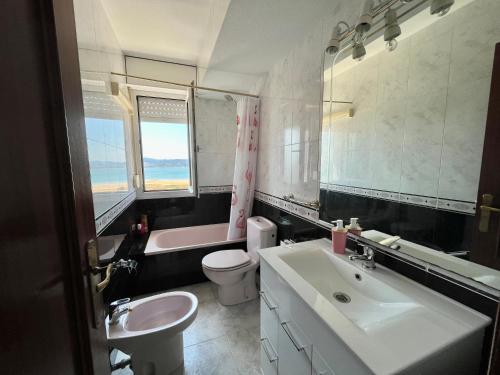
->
xmin=227 ymin=97 xmax=260 ymax=240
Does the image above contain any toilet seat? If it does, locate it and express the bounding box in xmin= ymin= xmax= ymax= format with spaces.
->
xmin=202 ymin=250 xmax=251 ymax=271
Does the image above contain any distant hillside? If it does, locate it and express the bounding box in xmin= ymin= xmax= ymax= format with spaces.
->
xmin=89 ymin=160 xmax=126 ymax=169
xmin=90 ymin=158 xmax=188 ymax=169
xmin=143 ymin=158 xmax=189 ymax=167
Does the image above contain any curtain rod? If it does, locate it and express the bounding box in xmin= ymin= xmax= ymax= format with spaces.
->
xmin=107 ymin=71 xmax=260 ymax=99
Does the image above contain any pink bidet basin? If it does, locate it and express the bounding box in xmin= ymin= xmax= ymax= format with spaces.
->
xmin=107 ymin=291 xmax=198 ymax=375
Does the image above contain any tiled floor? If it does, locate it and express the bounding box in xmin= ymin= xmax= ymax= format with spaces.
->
xmin=112 ymin=282 xmax=261 ymax=375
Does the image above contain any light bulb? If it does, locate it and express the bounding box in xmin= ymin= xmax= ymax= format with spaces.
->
xmin=386 ymin=39 xmax=398 ymax=52
xmin=352 ymin=42 xmax=366 ymax=61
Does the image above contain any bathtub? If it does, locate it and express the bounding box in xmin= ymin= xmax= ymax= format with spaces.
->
xmin=145 ymin=223 xmax=246 ymax=256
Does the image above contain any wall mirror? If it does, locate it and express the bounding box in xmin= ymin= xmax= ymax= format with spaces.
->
xmin=320 ymin=0 xmax=500 ymax=290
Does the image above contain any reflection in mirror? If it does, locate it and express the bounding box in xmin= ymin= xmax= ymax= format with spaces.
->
xmin=83 ymin=90 xmax=133 ymax=218
xmin=319 ymin=0 xmax=500 ymax=289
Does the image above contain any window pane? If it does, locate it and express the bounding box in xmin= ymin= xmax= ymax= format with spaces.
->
xmin=83 ymin=91 xmax=131 ymax=218
xmin=138 ymin=97 xmax=190 ymax=191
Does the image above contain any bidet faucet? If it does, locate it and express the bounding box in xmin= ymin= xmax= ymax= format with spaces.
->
xmin=349 ymin=246 xmax=376 ymax=269
xmin=109 ymin=305 xmax=130 ymax=325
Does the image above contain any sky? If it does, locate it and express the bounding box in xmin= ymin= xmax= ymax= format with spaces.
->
xmin=140 ymin=121 xmax=189 ymax=160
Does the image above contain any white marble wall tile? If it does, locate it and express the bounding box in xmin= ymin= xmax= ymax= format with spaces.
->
xmin=438 ymin=77 xmax=490 ymax=202
xmin=407 ymin=30 xmax=452 ymax=97
xmin=350 ymin=56 xmax=380 ymax=111
xmin=369 ymin=145 xmax=403 ymax=193
xmin=400 ymin=142 xmax=442 ymax=198
xmin=196 ymin=117 xmax=217 ymax=152
xmin=292 ymin=100 xmax=321 ymax=144
xmin=448 ymin=2 xmax=500 ymax=88
xmin=256 ymin=143 xmax=271 ymax=194
xmin=376 ymin=40 xmax=410 ymax=104
xmin=319 ymin=120 xmax=331 ymax=184
xmin=195 ymin=98 xmax=237 ymax=187
xmin=404 ymin=87 xmax=448 ymax=147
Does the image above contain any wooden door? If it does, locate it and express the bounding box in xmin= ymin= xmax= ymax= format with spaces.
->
xmin=0 ymin=1 xmax=109 ymax=374
xmin=471 ymin=43 xmax=500 ymax=271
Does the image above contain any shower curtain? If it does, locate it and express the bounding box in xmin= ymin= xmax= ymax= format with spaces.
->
xmin=227 ymin=97 xmax=260 ymax=240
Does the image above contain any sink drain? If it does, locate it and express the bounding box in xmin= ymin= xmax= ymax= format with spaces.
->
xmin=333 ymin=292 xmax=351 ymax=303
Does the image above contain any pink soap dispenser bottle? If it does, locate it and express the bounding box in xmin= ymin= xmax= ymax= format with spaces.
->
xmin=332 ymin=219 xmax=348 ymax=254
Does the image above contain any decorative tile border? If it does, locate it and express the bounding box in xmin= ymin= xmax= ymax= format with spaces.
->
xmin=256 ymin=189 xmax=500 ymax=299
xmin=322 ymin=183 xmax=476 ymax=214
xmin=95 ymin=191 xmax=136 ymax=235
xmin=199 ymin=185 xmax=232 ymax=194
xmin=254 ymin=191 xmax=319 ymax=222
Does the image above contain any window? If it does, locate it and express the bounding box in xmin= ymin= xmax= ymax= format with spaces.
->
xmin=83 ymin=91 xmax=132 ymax=218
xmin=136 ymin=95 xmax=196 ymax=196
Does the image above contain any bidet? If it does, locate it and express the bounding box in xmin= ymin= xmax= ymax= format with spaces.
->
xmin=107 ymin=291 xmax=198 ymax=375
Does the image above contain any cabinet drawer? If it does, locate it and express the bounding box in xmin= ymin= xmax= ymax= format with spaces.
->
xmin=312 ymin=349 xmax=335 ymax=375
xmin=278 ymin=319 xmax=312 ymax=375
xmin=260 ymin=282 xmax=280 ymax=350
xmin=261 ymin=336 xmax=278 ymax=375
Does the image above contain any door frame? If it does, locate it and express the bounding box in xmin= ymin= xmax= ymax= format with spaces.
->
xmin=40 ymin=0 xmax=109 ymax=373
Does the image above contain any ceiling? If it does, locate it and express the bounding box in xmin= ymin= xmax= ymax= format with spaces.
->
xmin=100 ymin=0 xmax=230 ymax=65
xmin=100 ymin=0 xmax=347 ymax=91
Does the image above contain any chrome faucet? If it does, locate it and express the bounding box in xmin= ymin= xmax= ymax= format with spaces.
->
xmin=349 ymin=246 xmax=376 ymax=269
xmin=109 ymin=305 xmax=130 ymax=325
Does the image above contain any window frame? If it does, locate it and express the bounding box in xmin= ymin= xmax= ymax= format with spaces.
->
xmin=131 ymin=89 xmax=196 ymax=199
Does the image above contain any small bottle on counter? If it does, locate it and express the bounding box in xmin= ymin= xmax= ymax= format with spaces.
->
xmin=347 ymin=217 xmax=362 ymax=236
xmin=141 ymin=214 xmax=149 ymax=233
xmin=332 ymin=219 xmax=348 ymax=254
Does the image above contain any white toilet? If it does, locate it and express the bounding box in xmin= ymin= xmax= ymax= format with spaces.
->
xmin=202 ymin=216 xmax=277 ymax=305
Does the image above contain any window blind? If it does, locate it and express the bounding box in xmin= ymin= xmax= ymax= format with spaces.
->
xmin=138 ymin=97 xmax=187 ymax=124
xmin=83 ymin=91 xmax=123 ymax=120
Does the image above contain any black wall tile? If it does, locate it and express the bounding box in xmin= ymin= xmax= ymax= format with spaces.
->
xmin=253 ymin=199 xmax=327 ymax=242
xmin=321 ymin=189 xmax=475 ymax=255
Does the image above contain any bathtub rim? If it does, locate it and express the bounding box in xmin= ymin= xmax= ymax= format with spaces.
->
xmin=144 ymin=223 xmax=246 ymax=256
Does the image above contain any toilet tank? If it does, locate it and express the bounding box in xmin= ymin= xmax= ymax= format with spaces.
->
xmin=247 ymin=217 xmax=277 ymax=256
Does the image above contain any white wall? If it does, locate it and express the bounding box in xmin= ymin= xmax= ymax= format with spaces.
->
xmin=256 ymin=1 xmax=363 ymax=202
xmin=73 ymin=0 xmax=126 ymax=81
xmin=195 ymin=98 xmax=237 ymax=186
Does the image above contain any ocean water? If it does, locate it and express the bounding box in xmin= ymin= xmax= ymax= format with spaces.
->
xmin=90 ymin=166 xmax=189 ymax=184
xmin=144 ymin=166 xmax=189 ymax=181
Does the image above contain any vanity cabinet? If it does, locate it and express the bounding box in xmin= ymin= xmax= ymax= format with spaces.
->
xmin=260 ymin=260 xmax=371 ymax=375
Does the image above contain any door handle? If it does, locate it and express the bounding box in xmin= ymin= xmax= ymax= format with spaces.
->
xmin=479 ymin=194 xmax=500 ymax=233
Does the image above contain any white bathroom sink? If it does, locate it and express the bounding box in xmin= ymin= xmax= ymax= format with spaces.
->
xmin=259 ymin=239 xmax=491 ymax=374
xmin=280 ymin=249 xmax=419 ymax=332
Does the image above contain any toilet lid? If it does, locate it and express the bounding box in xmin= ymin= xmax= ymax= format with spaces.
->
xmin=202 ymin=250 xmax=251 ymax=270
